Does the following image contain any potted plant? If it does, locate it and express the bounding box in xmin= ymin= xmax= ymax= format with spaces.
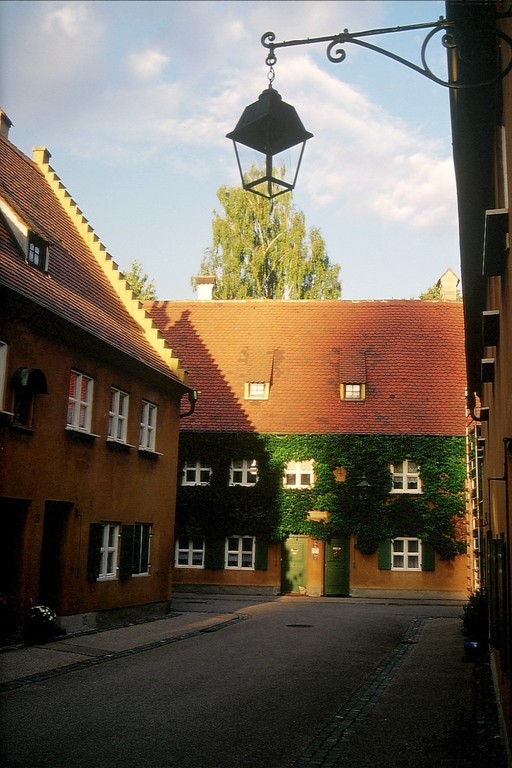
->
xmin=24 ymin=605 xmax=57 ymax=645
xmin=462 ymin=589 xmax=488 ymax=661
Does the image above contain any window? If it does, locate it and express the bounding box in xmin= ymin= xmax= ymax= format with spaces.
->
xmin=175 ymin=537 xmax=205 ymax=568
xmin=182 ymin=460 xmax=211 ymax=485
xmin=341 ymin=383 xmax=365 ymax=401
xmin=392 ymin=538 xmax=422 ymax=570
xmin=230 ymin=459 xmax=258 ymax=486
xmin=86 ymin=523 xmax=120 ymax=580
xmin=390 ymin=460 xmax=422 ymax=493
xmin=10 ymin=368 xmax=48 ymax=428
xmin=225 ymin=536 xmax=255 ymax=569
xmin=67 ymin=371 xmax=93 ymax=432
xmin=108 ymin=387 xmax=129 ymax=442
xmin=120 ymin=523 xmax=151 ymax=577
xmin=245 ymin=382 xmax=269 ymax=400
xmin=283 ymin=460 xmax=315 ymax=489
xmin=140 ymin=400 xmax=157 ymax=451
xmin=27 ymin=232 xmax=48 ymax=271
xmin=108 ymin=387 xmax=129 ymax=443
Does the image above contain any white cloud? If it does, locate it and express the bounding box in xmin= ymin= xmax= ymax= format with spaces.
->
xmin=129 ymin=49 xmax=170 ymax=80
xmin=271 ymin=56 xmax=457 ymax=233
xmin=43 ymin=2 xmax=91 ymax=37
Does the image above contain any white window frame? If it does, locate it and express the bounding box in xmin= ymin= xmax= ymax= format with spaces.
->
xmin=283 ymin=460 xmax=315 ymax=489
xmin=99 ymin=523 xmax=119 ymax=579
xmin=67 ymin=370 xmax=94 ymax=432
xmin=225 ymin=536 xmax=255 ymax=569
xmin=245 ymin=382 xmax=269 ymax=400
xmin=391 ymin=537 xmax=422 ymax=571
xmin=182 ymin=460 xmax=212 ymax=486
xmin=140 ymin=400 xmax=157 ymax=451
xmin=341 ymin=383 xmax=366 ymax=401
xmin=230 ymin=459 xmax=258 ymax=486
xmin=390 ymin=460 xmax=422 ymax=493
xmin=108 ymin=387 xmax=129 ymax=443
xmin=175 ymin=537 xmax=205 ymax=568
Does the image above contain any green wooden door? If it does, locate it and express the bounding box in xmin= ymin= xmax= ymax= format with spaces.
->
xmin=281 ymin=536 xmax=307 ymax=594
xmin=324 ymin=537 xmax=350 ymax=596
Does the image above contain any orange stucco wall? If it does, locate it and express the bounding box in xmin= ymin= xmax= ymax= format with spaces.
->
xmin=1 ymin=298 xmax=183 ymax=628
xmin=349 ymin=536 xmax=468 ymax=598
xmin=172 ymin=542 xmax=282 ymax=594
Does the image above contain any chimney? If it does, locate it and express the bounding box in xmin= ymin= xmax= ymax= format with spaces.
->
xmin=195 ymin=275 xmax=215 ymax=300
xmin=437 ymin=269 xmax=460 ymax=301
xmin=0 ymin=110 xmax=13 ymax=139
xmin=32 ymin=146 xmax=52 ymax=165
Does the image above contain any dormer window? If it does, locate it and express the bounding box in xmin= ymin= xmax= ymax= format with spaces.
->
xmin=245 ymin=382 xmax=269 ymax=400
xmin=27 ymin=232 xmax=48 ymax=272
xmin=341 ymin=383 xmax=366 ymax=401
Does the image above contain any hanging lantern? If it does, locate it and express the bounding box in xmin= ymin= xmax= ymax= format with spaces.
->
xmin=227 ymin=85 xmax=313 ymax=199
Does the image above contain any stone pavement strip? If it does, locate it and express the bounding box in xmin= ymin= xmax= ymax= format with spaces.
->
xmin=293 ymin=616 xmax=509 ymax=768
xmin=292 ymin=618 xmax=427 ymax=768
xmin=0 ymin=611 xmax=244 ymax=691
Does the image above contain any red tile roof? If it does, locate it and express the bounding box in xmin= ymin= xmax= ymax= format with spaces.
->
xmin=147 ymin=299 xmax=467 ymax=436
xmin=0 ymin=135 xmax=187 ymax=387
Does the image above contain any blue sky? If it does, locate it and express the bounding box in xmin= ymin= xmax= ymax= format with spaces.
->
xmin=0 ymin=1 xmax=458 ymax=300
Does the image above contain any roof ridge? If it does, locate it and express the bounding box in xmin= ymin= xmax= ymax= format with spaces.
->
xmin=32 ymin=149 xmax=188 ymax=384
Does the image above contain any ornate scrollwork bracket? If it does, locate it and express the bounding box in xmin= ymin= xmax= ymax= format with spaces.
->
xmin=261 ymin=16 xmax=512 ymax=89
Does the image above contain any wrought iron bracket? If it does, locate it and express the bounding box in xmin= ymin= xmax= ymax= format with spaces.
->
xmin=261 ymin=16 xmax=512 ymax=89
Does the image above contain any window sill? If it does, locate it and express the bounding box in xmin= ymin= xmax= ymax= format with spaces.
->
xmin=10 ymin=422 xmax=34 ymax=434
xmin=65 ymin=427 xmax=100 ymax=443
xmin=138 ymin=447 xmax=162 ymax=460
xmin=390 ymin=490 xmax=423 ymax=495
xmin=106 ymin=438 xmax=134 ymax=452
xmin=174 ymin=564 xmax=205 ymax=569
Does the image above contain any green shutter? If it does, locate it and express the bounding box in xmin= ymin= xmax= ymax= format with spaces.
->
xmin=255 ymin=539 xmax=268 ymax=570
xmin=205 ymin=539 xmax=225 ymax=570
xmin=119 ymin=525 xmax=134 ymax=579
xmin=422 ymin=542 xmax=435 ymax=571
xmin=377 ymin=539 xmax=392 ymax=570
xmin=86 ymin=523 xmax=103 ymax=582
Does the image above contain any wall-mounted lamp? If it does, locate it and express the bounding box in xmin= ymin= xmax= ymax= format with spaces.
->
xmin=357 ymin=473 xmax=371 ymax=502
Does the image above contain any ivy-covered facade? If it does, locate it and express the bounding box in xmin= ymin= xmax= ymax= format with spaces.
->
xmin=173 ymin=431 xmax=467 ymax=597
xmin=148 ymin=296 xmax=469 ymax=599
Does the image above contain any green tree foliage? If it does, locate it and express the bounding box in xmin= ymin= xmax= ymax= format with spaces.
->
xmin=124 ymin=260 xmax=157 ymax=300
xmin=420 ymin=282 xmax=462 ymax=301
xmin=199 ymin=170 xmax=341 ymax=299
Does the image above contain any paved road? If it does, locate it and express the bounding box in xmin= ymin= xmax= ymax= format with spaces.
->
xmin=0 ymin=597 xmax=506 ymax=768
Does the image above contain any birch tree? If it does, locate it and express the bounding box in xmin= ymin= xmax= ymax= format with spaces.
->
xmin=198 ymin=172 xmax=341 ymax=300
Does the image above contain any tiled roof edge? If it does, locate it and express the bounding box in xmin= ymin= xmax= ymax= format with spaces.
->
xmin=33 ymin=151 xmax=188 ymax=385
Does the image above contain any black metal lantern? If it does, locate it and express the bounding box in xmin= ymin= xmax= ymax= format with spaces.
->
xmin=226 ymin=85 xmax=313 ymax=200
xmin=357 ymin=474 xmax=371 ymax=502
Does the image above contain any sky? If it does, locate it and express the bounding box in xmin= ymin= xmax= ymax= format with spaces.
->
xmin=0 ymin=0 xmax=460 ymax=301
